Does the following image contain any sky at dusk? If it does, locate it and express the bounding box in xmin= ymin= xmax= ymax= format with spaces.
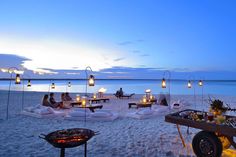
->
xmin=0 ymin=0 xmax=236 ymax=79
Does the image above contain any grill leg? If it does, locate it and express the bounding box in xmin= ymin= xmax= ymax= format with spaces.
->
xmin=60 ymin=148 xmax=65 ymax=157
xmin=84 ymin=142 xmax=87 ymax=157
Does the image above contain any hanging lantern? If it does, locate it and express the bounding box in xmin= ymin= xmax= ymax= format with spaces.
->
xmin=188 ymin=80 xmax=192 ymax=88
xmin=198 ymin=80 xmax=203 ymax=86
xmin=76 ymin=95 xmax=81 ymax=102
xmin=161 ymin=78 xmax=166 ymax=88
xmin=27 ymin=79 xmax=31 ymax=87
xmin=88 ymin=75 xmax=95 ymax=86
xmin=68 ymin=82 xmax=71 ymax=87
xmin=15 ymin=74 xmax=21 ymax=84
xmin=51 ymin=83 xmax=55 ymax=89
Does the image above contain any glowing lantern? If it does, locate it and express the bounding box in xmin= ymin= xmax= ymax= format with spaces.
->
xmin=68 ymin=82 xmax=71 ymax=87
xmin=27 ymin=80 xmax=31 ymax=87
xmin=187 ymin=80 xmax=192 ymax=88
xmin=88 ymin=75 xmax=95 ymax=86
xmin=15 ymin=74 xmax=21 ymax=84
xmin=51 ymin=83 xmax=55 ymax=89
xmin=161 ymin=78 xmax=166 ymax=88
xmin=198 ymin=80 xmax=203 ymax=86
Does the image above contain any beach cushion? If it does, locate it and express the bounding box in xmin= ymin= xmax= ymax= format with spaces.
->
xmin=69 ymin=109 xmax=90 ymax=117
xmin=34 ymin=108 xmax=51 ymax=115
xmin=91 ymin=111 xmax=112 ymax=118
xmin=137 ymin=109 xmax=154 ymax=115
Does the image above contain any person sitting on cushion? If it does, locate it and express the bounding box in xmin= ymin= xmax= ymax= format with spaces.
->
xmin=49 ymin=93 xmax=63 ymax=108
xmin=65 ymin=92 xmax=73 ymax=101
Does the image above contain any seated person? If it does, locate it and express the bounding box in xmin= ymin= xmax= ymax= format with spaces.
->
xmin=158 ymin=93 xmax=168 ymax=106
xmin=49 ymin=93 xmax=63 ymax=108
xmin=115 ymin=90 xmax=120 ymax=97
xmin=61 ymin=93 xmax=67 ymax=101
xmin=119 ymin=88 xmax=124 ymax=96
xmin=160 ymin=97 xmax=168 ymax=106
xmin=65 ymin=92 xmax=73 ymax=101
xmin=42 ymin=94 xmax=51 ymax=107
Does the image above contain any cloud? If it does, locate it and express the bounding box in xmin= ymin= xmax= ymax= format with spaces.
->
xmin=0 ymin=35 xmax=140 ymax=71
xmin=33 ymin=68 xmax=58 ymax=75
xmin=132 ymin=50 xmax=141 ymax=53
xmin=113 ymin=57 xmax=125 ymax=62
xmin=0 ymin=54 xmax=30 ymax=69
xmin=140 ymin=54 xmax=150 ymax=57
xmin=118 ymin=39 xmax=145 ymax=46
xmin=136 ymin=39 xmax=145 ymax=42
xmin=118 ymin=41 xmax=133 ymax=46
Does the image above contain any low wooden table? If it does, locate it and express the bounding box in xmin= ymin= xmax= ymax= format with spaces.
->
xmin=149 ymin=99 xmax=157 ymax=104
xmin=70 ymin=101 xmax=82 ymax=107
xmin=136 ymin=102 xmax=152 ymax=109
xmin=128 ymin=102 xmax=152 ymax=109
xmin=76 ymin=104 xmax=103 ymax=112
xmin=88 ymin=98 xmax=110 ymax=104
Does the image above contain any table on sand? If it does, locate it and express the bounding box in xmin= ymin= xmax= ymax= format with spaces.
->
xmin=128 ymin=102 xmax=152 ymax=109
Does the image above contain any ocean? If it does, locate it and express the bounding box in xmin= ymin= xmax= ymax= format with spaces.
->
xmin=0 ymin=79 xmax=235 ymax=96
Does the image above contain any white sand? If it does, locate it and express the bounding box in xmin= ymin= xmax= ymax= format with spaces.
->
xmin=0 ymin=91 xmax=236 ymax=157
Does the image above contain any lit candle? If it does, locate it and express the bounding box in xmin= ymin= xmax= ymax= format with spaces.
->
xmin=150 ymin=95 xmax=153 ymax=100
xmin=93 ymin=93 xmax=97 ymax=99
xmin=76 ymin=95 xmax=80 ymax=102
xmin=142 ymin=96 xmax=147 ymax=103
xmin=82 ymin=98 xmax=86 ymax=107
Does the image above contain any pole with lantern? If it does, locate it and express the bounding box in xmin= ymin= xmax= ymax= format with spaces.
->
xmin=84 ymin=66 xmax=95 ymax=125
xmin=21 ymin=73 xmax=32 ymax=111
xmin=198 ymin=79 xmax=204 ymax=106
xmin=66 ymin=81 xmax=71 ymax=92
xmin=48 ymin=80 xmax=56 ymax=94
xmin=187 ymin=75 xmax=196 ymax=109
xmin=3 ymin=67 xmax=23 ymax=120
xmin=161 ymin=70 xmax=171 ymax=107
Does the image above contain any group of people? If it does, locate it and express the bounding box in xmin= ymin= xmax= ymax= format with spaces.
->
xmin=115 ymin=88 xmax=124 ymax=97
xmin=42 ymin=92 xmax=73 ymax=108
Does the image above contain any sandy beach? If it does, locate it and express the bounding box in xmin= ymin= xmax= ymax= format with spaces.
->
xmin=0 ymin=91 xmax=236 ymax=157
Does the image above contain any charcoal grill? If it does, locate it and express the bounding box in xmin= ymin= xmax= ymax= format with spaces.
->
xmin=39 ymin=128 xmax=97 ymax=157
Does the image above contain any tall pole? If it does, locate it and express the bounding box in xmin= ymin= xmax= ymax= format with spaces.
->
xmin=6 ymin=73 xmax=13 ymax=120
xmin=6 ymin=67 xmax=22 ymax=120
xmin=188 ymin=75 xmax=196 ymax=109
xmin=84 ymin=66 xmax=92 ymax=125
xmin=85 ymin=66 xmax=93 ymax=97
xmin=22 ymin=77 xmax=25 ymax=111
xmin=21 ymin=74 xmax=31 ymax=111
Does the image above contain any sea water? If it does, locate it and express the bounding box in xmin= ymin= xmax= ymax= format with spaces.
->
xmin=0 ymin=79 xmax=235 ymax=96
